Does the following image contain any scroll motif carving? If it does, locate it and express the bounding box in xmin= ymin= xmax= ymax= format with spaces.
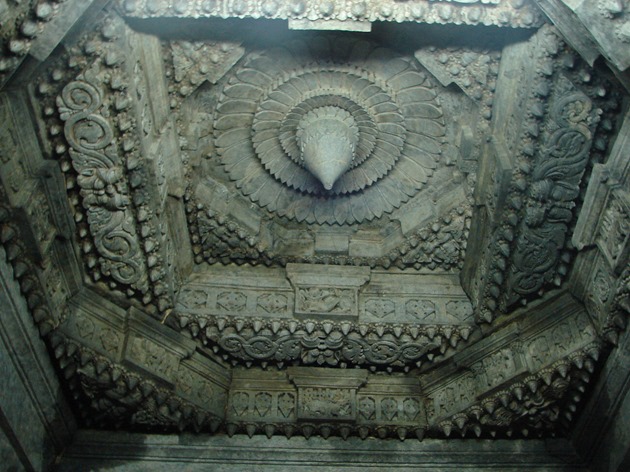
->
xmin=191 ymin=200 xmax=471 ymax=270
xmin=215 ymin=328 xmax=443 ymax=367
xmin=57 ymin=72 xmax=148 ymax=293
xmin=506 ymin=76 xmax=598 ymax=305
xmin=120 ymin=0 xmax=543 ymax=29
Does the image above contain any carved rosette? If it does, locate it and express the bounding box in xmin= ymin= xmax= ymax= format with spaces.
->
xmin=213 ymin=36 xmax=445 ymax=224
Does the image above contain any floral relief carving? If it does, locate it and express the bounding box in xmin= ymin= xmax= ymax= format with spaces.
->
xmin=381 ymin=397 xmax=398 ymax=421
xmin=479 ymin=349 xmax=516 ymax=389
xmin=129 ymin=337 xmax=177 ymax=379
xmin=405 ymin=300 xmax=437 ymax=321
xmin=445 ymin=300 xmax=474 ymax=322
xmin=364 ymin=299 xmax=396 ymax=319
xmin=254 ymin=392 xmax=272 ymax=417
xmin=231 ymin=392 xmax=250 ymax=416
xmin=300 ymin=388 xmax=353 ymax=420
xmin=57 ymin=70 xmax=148 ymax=294
xmin=296 ymin=287 xmax=354 ymax=316
xmin=358 ymin=396 xmax=376 ymax=421
xmin=257 ymin=293 xmax=289 ymax=314
xmin=178 ymin=289 xmax=209 ymax=310
xmin=277 ymin=393 xmax=295 ymax=418
xmin=403 ymin=398 xmax=422 ymax=422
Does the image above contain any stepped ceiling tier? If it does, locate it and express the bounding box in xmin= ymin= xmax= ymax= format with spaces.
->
xmin=1 ymin=0 xmax=629 ymax=445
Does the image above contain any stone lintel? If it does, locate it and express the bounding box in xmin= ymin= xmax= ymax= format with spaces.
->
xmin=122 ymin=306 xmax=197 ymax=385
xmin=288 ymin=19 xmax=371 ymax=32
xmin=288 ymin=366 xmax=368 ymax=390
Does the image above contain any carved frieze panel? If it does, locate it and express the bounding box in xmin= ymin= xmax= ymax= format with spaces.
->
xmin=0 ymin=94 xmax=59 ymax=258
xmin=0 ymin=0 xmax=64 ymax=88
xmin=26 ymin=13 xmax=184 ymax=316
xmin=358 ymin=375 xmax=427 ymax=432
xmin=0 ymin=95 xmax=34 ymax=203
xmin=361 ymin=272 xmax=474 ymax=324
xmin=4 ymin=0 xmax=630 ymax=448
xmin=288 ymin=368 xmax=367 ymax=421
xmin=504 ymin=74 xmax=598 ymax=306
xmin=53 ymin=289 xmax=230 ymax=431
xmin=432 ymin=348 xmax=600 ymax=438
xmin=123 ymin=307 xmax=197 ymax=385
xmin=64 ymin=290 xmax=127 ymax=360
xmin=190 ymin=197 xmax=472 ymax=270
xmin=228 ymin=370 xmax=297 ymax=425
xmin=57 ymin=68 xmax=150 ymax=295
xmin=424 ymin=294 xmax=600 ymax=437
xmin=51 ymin=332 xmax=228 ymax=432
xmin=118 ymin=0 xmax=544 ymax=29
xmin=466 ymin=25 xmax=623 ymax=322
xmin=525 ymin=310 xmax=597 ymax=371
xmin=226 ymin=367 xmax=426 ymax=440
xmin=597 ymin=189 xmax=630 ymax=273
xmin=175 ymin=265 xmax=475 ymax=368
xmin=287 ymin=264 xmax=370 ymax=319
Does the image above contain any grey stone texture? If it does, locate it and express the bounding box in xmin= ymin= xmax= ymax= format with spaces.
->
xmin=0 ymin=0 xmax=630 ymax=470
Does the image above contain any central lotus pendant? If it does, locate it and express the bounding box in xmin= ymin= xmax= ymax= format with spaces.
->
xmin=297 ymin=107 xmax=359 ymax=191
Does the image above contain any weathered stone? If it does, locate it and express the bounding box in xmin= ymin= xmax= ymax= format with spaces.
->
xmin=1 ymin=0 xmax=630 ymax=466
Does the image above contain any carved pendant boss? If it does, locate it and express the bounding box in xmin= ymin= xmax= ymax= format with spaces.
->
xmin=213 ymin=36 xmax=446 ymax=225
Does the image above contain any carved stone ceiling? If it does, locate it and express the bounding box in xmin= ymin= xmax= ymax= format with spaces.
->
xmin=1 ymin=0 xmax=629 ymax=443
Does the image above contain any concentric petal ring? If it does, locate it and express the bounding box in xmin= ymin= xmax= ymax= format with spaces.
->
xmin=214 ymin=37 xmax=446 ymax=225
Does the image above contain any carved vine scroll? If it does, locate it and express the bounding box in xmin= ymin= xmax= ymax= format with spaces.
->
xmin=58 ymin=69 xmax=149 ymax=293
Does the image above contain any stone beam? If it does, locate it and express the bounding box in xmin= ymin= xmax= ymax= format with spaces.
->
xmin=53 ymin=288 xmax=231 ymax=432
xmin=0 ymin=0 xmax=105 ymax=90
xmin=571 ymin=108 xmax=630 ymax=342
xmin=421 ymin=292 xmax=600 ymax=438
xmin=572 ymin=320 xmax=630 ymax=471
xmin=0 ymin=246 xmax=75 ymax=471
xmin=117 ymin=0 xmax=544 ymax=29
xmin=534 ymin=0 xmax=630 ymax=72
xmin=59 ymin=430 xmax=588 ymax=471
xmin=174 ymin=264 xmax=475 ymax=370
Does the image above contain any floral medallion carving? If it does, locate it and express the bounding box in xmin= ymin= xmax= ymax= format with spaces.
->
xmin=213 ymin=36 xmax=445 ymax=224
